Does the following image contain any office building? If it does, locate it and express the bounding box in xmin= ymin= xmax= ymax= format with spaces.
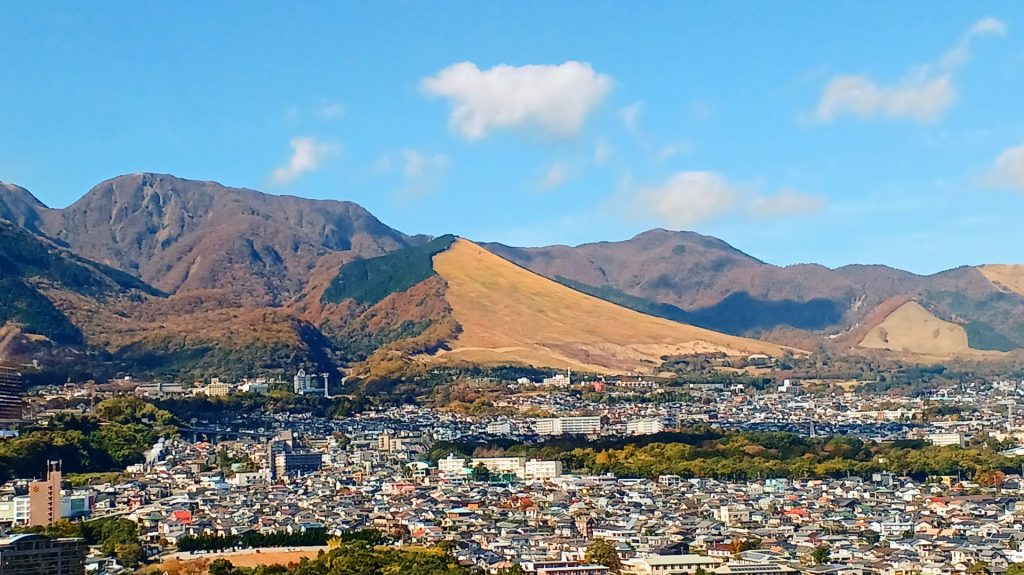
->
xmin=266 ymin=431 xmax=321 ymax=480
xmin=273 ymin=452 xmax=322 ymax=479
xmin=0 ymin=534 xmax=87 ymax=575
xmin=0 ymin=366 xmax=24 ymax=422
xmin=29 ymin=461 xmax=61 ymax=527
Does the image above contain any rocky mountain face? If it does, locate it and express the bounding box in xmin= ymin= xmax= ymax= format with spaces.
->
xmin=0 ymin=174 xmax=420 ymax=380
xmin=4 ymin=173 xmax=415 ymax=304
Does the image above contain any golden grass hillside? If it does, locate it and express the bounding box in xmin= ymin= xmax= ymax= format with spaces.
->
xmin=428 ymin=239 xmax=795 ymax=374
xmin=979 ymin=264 xmax=1024 ymax=297
xmin=859 ymin=300 xmax=970 ymax=355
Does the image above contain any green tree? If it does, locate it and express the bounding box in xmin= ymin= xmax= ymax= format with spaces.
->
xmin=1005 ymin=564 xmax=1024 ymax=575
xmin=471 ymin=462 xmax=492 ymax=482
xmin=208 ymin=558 xmax=234 ymax=575
xmin=585 ymin=539 xmax=622 ymax=574
xmin=114 ymin=542 xmax=143 ymax=568
xmin=811 ymin=544 xmax=831 ymax=565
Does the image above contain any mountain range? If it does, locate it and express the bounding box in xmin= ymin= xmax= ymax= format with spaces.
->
xmin=2 ymin=173 xmax=1023 ymax=382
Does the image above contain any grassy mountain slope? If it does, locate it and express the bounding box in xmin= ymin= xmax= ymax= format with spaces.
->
xmin=859 ymin=301 xmax=972 ymax=356
xmin=979 ymin=265 xmax=1024 ymax=297
xmin=429 ymin=239 xmax=794 ymax=374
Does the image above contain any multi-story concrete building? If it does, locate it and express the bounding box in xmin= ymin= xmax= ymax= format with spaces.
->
xmin=470 ymin=457 xmax=527 ymax=478
xmin=928 ymin=432 xmax=965 ymax=447
xmin=626 ymin=554 xmax=722 ymax=575
xmin=0 ymin=366 xmax=24 ymax=422
xmin=273 ymin=452 xmax=322 ymax=479
xmin=0 ymin=496 xmax=30 ymax=525
xmin=626 ymin=418 xmax=665 ymax=435
xmin=437 ymin=454 xmax=469 ymax=476
xmin=266 ymin=431 xmax=322 ymax=480
xmin=29 ymin=461 xmax=61 ymax=527
xmin=535 ymin=416 xmax=601 ymax=436
xmin=377 ymin=432 xmax=404 ymax=452
xmin=486 ymin=420 xmax=512 ymax=435
xmin=293 ymin=369 xmax=328 ymax=396
xmin=0 ymin=534 xmax=87 ymax=575
xmin=524 ymin=459 xmax=563 ymax=479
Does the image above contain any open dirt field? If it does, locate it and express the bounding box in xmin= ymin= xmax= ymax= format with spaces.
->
xmin=158 ymin=546 xmax=327 ymax=572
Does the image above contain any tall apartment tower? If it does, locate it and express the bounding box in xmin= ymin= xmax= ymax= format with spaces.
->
xmin=0 ymin=365 xmax=24 ymax=422
xmin=29 ymin=461 xmax=62 ymax=527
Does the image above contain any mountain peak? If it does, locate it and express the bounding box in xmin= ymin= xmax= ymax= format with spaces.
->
xmin=0 ymin=181 xmax=51 ymax=233
xmin=7 ymin=173 xmax=413 ymax=303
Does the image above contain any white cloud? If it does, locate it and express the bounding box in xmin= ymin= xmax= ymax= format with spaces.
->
xmin=985 ymin=145 xmax=1024 ymax=191
xmin=750 ymin=189 xmax=827 ymax=216
xmin=372 ymin=155 xmax=394 ymax=174
xmin=814 ymin=17 xmax=1006 ymax=124
xmin=631 ymin=172 xmax=741 ymax=227
xmin=593 ymin=137 xmax=613 ymax=165
xmin=541 ymin=162 xmax=571 ymax=190
xmin=270 ymin=137 xmax=339 ymax=184
xmin=420 ymin=61 xmax=612 ymax=140
xmin=315 ymin=100 xmax=346 ymax=120
xmin=627 ymin=172 xmax=826 ymax=227
xmin=941 ymin=16 xmax=1008 ymax=68
xmin=815 ymin=72 xmax=956 ymax=123
xmin=400 ymin=149 xmax=449 ymax=179
xmin=374 ymin=148 xmax=450 ymax=195
xmin=619 ymin=101 xmax=644 ymax=131
xmin=657 ymin=142 xmax=691 ymax=162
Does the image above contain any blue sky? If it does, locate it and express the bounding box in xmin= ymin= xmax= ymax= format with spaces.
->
xmin=2 ymin=2 xmax=1023 ymax=273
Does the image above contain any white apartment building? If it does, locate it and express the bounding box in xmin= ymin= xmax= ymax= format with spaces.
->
xmin=524 ymin=459 xmax=563 ymax=479
xmin=438 ymin=454 xmax=469 ymax=476
xmin=0 ymin=495 xmax=30 ymax=524
xmin=626 ymin=418 xmax=665 ymax=435
xmin=535 ymin=416 xmax=602 ymax=436
xmin=542 ymin=371 xmax=572 ymax=386
xmin=927 ymin=432 xmax=965 ymax=447
xmin=626 ymin=555 xmax=722 ymax=575
xmin=203 ymin=379 xmax=232 ymax=397
xmin=486 ymin=420 xmax=512 ymax=435
xmin=239 ymin=381 xmax=269 ymax=394
xmin=471 ymin=457 xmax=527 ymax=477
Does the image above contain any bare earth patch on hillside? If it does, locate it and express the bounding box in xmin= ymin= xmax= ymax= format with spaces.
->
xmin=155 ymin=547 xmax=327 ymax=573
xmin=859 ymin=301 xmax=971 ymax=356
xmin=979 ymin=264 xmax=1024 ymax=297
xmin=428 ymin=239 xmax=795 ymax=375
